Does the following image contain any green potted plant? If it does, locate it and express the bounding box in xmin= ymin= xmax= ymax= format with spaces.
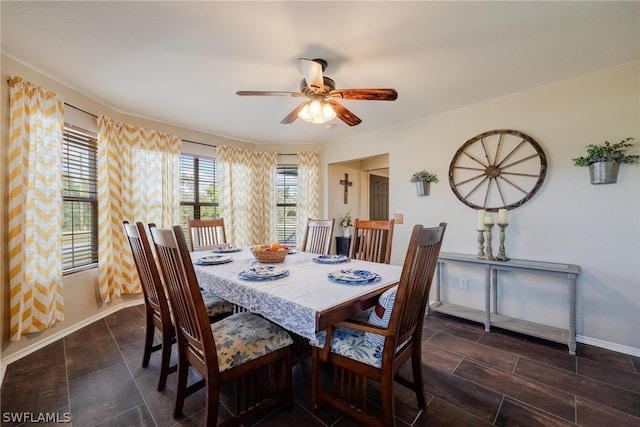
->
xmin=572 ymin=137 xmax=639 ymax=184
xmin=410 ymin=170 xmax=439 ymax=196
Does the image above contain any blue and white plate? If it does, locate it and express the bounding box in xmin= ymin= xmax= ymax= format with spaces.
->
xmin=211 ymin=246 xmax=242 ymax=253
xmin=194 ymin=255 xmax=233 ymax=265
xmin=328 ymin=269 xmax=381 ymax=284
xmin=239 ymin=266 xmax=289 ymax=281
xmin=313 ymin=255 xmax=350 ymax=264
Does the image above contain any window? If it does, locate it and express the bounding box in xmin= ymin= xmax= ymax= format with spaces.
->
xmin=179 ymin=154 xmax=219 ymax=242
xmin=276 ymin=165 xmax=298 ymax=245
xmin=62 ymin=125 xmax=98 ymax=271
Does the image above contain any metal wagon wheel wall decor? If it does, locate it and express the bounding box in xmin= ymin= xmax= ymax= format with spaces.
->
xmin=449 ymin=129 xmax=547 ymax=211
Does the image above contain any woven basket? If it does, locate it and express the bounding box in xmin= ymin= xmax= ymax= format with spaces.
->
xmin=251 ymin=247 xmax=287 ymax=263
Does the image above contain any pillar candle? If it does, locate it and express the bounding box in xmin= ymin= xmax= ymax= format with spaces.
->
xmin=484 ymin=216 xmax=494 ymax=225
xmin=498 ymin=208 xmax=508 ymax=225
xmin=477 ymin=209 xmax=486 ymax=231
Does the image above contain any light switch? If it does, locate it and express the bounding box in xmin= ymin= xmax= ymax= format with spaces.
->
xmin=393 ymin=213 xmax=403 ymax=224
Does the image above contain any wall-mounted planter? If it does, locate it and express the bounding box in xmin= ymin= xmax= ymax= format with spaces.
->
xmin=410 ymin=169 xmax=438 ymax=196
xmin=573 ymin=138 xmax=638 ymax=185
xmin=415 ymin=181 xmax=431 ymax=196
xmin=588 ymin=160 xmax=620 ymax=184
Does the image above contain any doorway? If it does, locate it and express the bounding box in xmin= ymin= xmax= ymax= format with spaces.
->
xmin=369 ymin=174 xmax=389 ymax=220
xmin=327 ymin=154 xmax=389 ymax=228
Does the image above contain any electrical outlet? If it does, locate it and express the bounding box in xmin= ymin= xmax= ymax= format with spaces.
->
xmin=459 ymin=278 xmax=468 ymax=290
xmin=393 ymin=213 xmax=403 ymax=224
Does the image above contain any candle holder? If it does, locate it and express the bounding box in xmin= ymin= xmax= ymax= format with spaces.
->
xmin=476 ymin=229 xmax=485 ymax=259
xmin=484 ymin=223 xmax=495 ymax=260
xmin=496 ymin=223 xmax=510 ymax=261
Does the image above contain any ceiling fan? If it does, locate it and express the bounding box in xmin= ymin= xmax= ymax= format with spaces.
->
xmin=236 ymin=58 xmax=398 ymax=126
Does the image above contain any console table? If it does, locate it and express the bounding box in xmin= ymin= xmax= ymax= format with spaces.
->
xmin=428 ymin=252 xmax=581 ymax=355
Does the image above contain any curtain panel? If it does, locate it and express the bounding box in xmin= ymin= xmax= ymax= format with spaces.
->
xmin=7 ymin=77 xmax=65 ymax=340
xmin=296 ymin=151 xmax=320 ymax=246
xmin=97 ymin=115 xmax=181 ymax=302
xmin=218 ymin=146 xmax=278 ymax=246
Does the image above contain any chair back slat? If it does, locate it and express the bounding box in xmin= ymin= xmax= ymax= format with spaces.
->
xmin=150 ymin=225 xmax=219 ymax=371
xmin=349 ymin=219 xmax=395 ymax=264
xmin=188 ymin=218 xmax=227 ymax=251
xmin=122 ymin=221 xmax=165 ymax=313
xmin=387 ymin=223 xmax=446 ymax=351
xmin=301 ymin=218 xmax=335 ymax=254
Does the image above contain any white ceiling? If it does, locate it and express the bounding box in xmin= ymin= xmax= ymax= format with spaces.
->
xmin=2 ymin=1 xmax=638 ymax=144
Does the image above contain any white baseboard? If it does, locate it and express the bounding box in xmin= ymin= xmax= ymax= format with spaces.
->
xmin=577 ymin=334 xmax=640 ymax=357
xmin=0 ymin=300 xmax=144 ymax=386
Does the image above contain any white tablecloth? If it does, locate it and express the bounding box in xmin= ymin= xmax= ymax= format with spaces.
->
xmin=191 ymin=249 xmax=402 ymax=339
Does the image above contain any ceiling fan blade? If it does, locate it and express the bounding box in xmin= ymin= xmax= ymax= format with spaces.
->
xmin=327 ymin=100 xmax=362 ymax=126
xmin=329 ymin=88 xmax=398 ymax=101
xmin=280 ymin=103 xmax=306 ymax=124
xmin=298 ymin=58 xmax=324 ymax=92
xmin=236 ymin=91 xmax=305 ymax=97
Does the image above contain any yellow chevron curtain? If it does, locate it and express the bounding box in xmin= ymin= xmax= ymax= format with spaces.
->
xmin=7 ymin=77 xmax=65 ymax=340
xmin=97 ymin=115 xmax=181 ymax=302
xmin=218 ymin=146 xmax=277 ymax=246
xmin=296 ymin=151 xmax=320 ymax=245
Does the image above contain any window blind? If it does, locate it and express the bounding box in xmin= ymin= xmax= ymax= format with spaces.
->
xmin=62 ymin=125 xmax=98 ymax=270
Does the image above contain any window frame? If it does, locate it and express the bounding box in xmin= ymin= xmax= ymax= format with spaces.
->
xmin=62 ymin=124 xmax=99 ymax=273
xmin=179 ymin=153 xmax=220 ymax=245
xmin=275 ymin=164 xmax=298 ymax=245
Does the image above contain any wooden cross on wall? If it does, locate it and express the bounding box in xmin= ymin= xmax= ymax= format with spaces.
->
xmin=340 ymin=173 xmax=353 ymax=204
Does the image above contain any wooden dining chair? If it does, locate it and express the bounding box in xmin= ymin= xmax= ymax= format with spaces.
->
xmin=349 ymin=218 xmax=395 ymax=264
xmin=122 ymin=220 xmax=175 ymax=391
xmin=301 ymin=218 xmax=335 ymax=254
xmin=149 ymin=225 xmax=294 ymax=425
xmin=188 ymin=218 xmax=227 ymax=251
xmin=311 ymin=222 xmax=447 ymax=427
xmin=123 ymin=221 xmax=235 ymax=390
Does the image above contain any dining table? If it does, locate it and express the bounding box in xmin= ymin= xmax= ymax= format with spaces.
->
xmin=191 ymin=247 xmax=402 ymax=340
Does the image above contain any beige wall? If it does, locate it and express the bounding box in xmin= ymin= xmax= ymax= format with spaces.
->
xmin=324 ymin=62 xmax=640 ymax=355
xmin=0 ymin=55 xmax=322 ymax=367
xmin=328 ymin=164 xmax=364 ymax=245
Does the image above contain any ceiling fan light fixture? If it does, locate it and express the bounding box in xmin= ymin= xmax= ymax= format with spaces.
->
xmin=298 ymin=99 xmax=336 ymax=124
xmin=238 ymin=58 xmax=394 ymax=126
xmin=309 ymin=99 xmax=322 ymax=115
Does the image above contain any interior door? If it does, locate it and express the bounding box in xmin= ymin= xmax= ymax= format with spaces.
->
xmin=369 ymin=174 xmax=389 ymax=220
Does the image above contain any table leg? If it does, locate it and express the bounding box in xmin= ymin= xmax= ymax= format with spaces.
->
xmin=484 ymin=265 xmax=491 ymax=331
xmin=429 ymin=261 xmax=443 ymax=315
xmin=291 ymin=332 xmax=312 ymax=364
xmin=492 ymin=268 xmax=498 ymax=315
xmin=436 ymin=261 xmax=442 ymax=304
xmin=568 ymin=273 xmax=577 ymax=355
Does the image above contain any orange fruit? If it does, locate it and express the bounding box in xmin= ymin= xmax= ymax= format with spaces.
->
xmin=271 ymin=242 xmax=281 ymax=250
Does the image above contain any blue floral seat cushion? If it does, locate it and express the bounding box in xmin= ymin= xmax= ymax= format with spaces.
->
xmin=212 ymin=311 xmax=293 ymax=372
xmin=309 ymin=324 xmax=383 ymax=368
xmin=201 ymin=289 xmax=234 ymax=317
xmin=309 ymin=286 xmax=398 ymax=369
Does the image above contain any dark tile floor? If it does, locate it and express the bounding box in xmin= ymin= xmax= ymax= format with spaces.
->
xmin=2 ymin=304 xmax=639 ymax=426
